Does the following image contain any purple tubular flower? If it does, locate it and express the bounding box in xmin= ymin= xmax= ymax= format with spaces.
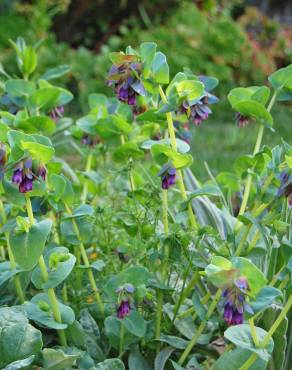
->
xmin=107 ymin=61 xmax=144 ymax=108
xmin=159 ymin=166 xmax=176 ymax=190
xmin=235 ymin=112 xmax=250 ymax=127
xmin=180 ymin=96 xmax=212 ymax=126
xmin=117 ymin=300 xmax=131 ymax=319
xmin=50 ymin=106 xmax=64 ymax=122
xmin=277 ymin=171 xmax=292 ymax=207
xmin=222 ymin=277 xmax=249 ymax=326
xmin=19 ymin=177 xmax=33 ymax=193
xmin=12 ymin=167 xmax=23 ymax=184
xmin=37 ymin=165 xmax=47 ymax=181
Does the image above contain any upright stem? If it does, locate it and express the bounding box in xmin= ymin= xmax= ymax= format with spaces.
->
xmin=64 ymin=204 xmax=104 ymax=315
xmin=0 ymin=199 xmax=25 ymax=303
xmin=25 ymin=194 xmax=67 ymax=346
xmin=178 ymin=289 xmax=222 ymax=365
xmin=119 ymin=321 xmax=125 ymax=356
xmin=158 ymin=85 xmax=198 ymax=231
xmin=155 ymin=289 xmax=163 ymax=349
xmin=238 ymin=90 xmax=278 ymax=216
xmin=81 ymin=151 xmax=93 ymax=204
xmin=155 ymin=189 xmax=169 ymax=349
xmin=240 ymin=294 xmax=292 ymax=370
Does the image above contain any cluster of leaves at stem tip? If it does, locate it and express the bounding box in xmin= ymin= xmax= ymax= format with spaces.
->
xmin=0 ymin=37 xmax=291 ymax=370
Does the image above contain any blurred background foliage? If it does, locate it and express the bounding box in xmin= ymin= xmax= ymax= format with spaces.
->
xmin=0 ymin=0 xmax=291 ymax=177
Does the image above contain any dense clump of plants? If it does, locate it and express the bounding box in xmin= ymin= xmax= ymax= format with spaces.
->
xmin=0 ymin=38 xmax=291 ymax=370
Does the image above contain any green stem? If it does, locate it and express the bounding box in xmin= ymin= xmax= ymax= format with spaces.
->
xmin=178 ymin=289 xmax=222 ymax=365
xmin=238 ymin=90 xmax=278 ymax=216
xmin=65 ymin=204 xmax=104 ymax=315
xmin=155 ymin=289 xmax=163 ymax=350
xmin=240 ymin=294 xmax=292 ymax=370
xmin=161 ymin=189 xmax=169 ymax=282
xmin=238 ymin=353 xmax=258 ymax=370
xmin=0 ymin=198 xmax=25 ymax=303
xmin=81 ymin=151 xmax=93 ymax=204
xmin=25 ymin=194 xmax=67 ymax=346
xmin=158 ymin=85 xmax=198 ymax=231
xmin=119 ymin=320 xmax=125 ymax=356
xmin=249 ymin=318 xmax=259 ymax=347
xmin=172 ymin=273 xmax=199 ymax=322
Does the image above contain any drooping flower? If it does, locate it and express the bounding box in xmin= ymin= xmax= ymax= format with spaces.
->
xmin=81 ymin=134 xmax=101 ymax=147
xmin=107 ymin=60 xmax=145 ymax=108
xmin=277 ymin=171 xmax=292 ymax=206
xmin=11 ymin=159 xmax=47 ymax=193
xmin=117 ymin=299 xmax=131 ymax=319
xmin=235 ymin=112 xmax=250 ymax=127
xmin=158 ymin=164 xmax=176 ymax=190
xmin=50 ymin=106 xmax=64 ymax=122
xmin=37 ymin=165 xmax=47 ymax=181
xmin=116 ymin=283 xmax=135 ymax=319
xmin=222 ymin=276 xmax=250 ymax=326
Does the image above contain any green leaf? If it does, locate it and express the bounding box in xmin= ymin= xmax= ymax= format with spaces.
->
xmin=269 ymin=64 xmax=292 ymax=91
xmin=42 ymin=348 xmax=82 ymax=370
xmin=48 ymin=174 xmax=66 ymax=201
xmin=25 ymin=293 xmax=75 ymax=329
xmin=224 ymin=324 xmax=273 ymax=361
xmin=104 ymin=266 xmax=152 ymax=297
xmin=123 ymin=310 xmax=146 ymax=338
xmin=5 ymin=79 xmax=35 ymax=107
xmin=0 ymin=306 xmax=42 ymax=369
xmin=231 ymin=257 xmax=267 ymax=297
xmin=18 ymin=116 xmax=56 ymax=135
xmin=141 ymin=138 xmax=190 ymax=153
xmin=213 ymin=349 xmax=267 ymax=370
xmin=40 ymin=65 xmax=71 ymax=81
xmin=233 ymin=101 xmax=273 ymax=128
xmin=128 ymin=347 xmax=150 ymax=370
xmin=29 ymin=87 xmax=60 ymax=111
xmin=94 ymin=358 xmax=125 ymax=370
xmin=113 ymin=142 xmax=144 ymax=162
xmin=140 ymin=42 xmax=157 ymax=78
xmin=31 ymin=247 xmax=76 ymax=289
xmin=3 ymin=356 xmax=35 ymax=370
xmin=21 ymin=46 xmax=37 ymax=77
xmin=151 ymin=52 xmax=169 ymax=84
xmin=250 ymin=286 xmax=282 ymax=314
xmin=154 ymin=347 xmax=175 ymax=370
xmin=186 ymin=184 xmax=222 ymax=201
xmin=0 ymin=262 xmax=21 ymax=287
xmin=228 ymin=86 xmax=270 ymax=107
xmin=151 ymin=144 xmax=193 ymax=168
xmin=21 ymin=140 xmax=54 ymax=163
xmin=9 ymin=219 xmax=52 ymax=271
xmin=176 ymin=80 xmax=205 ymax=101
xmin=111 ymin=115 xmax=133 ymax=135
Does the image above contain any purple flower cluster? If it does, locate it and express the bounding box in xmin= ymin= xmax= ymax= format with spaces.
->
xmin=235 ymin=112 xmax=250 ymax=127
xmin=180 ymin=96 xmax=212 ymax=126
xmin=277 ymin=171 xmax=292 ymax=206
xmin=158 ymin=164 xmax=176 ymax=190
xmin=117 ymin=300 xmax=131 ymax=319
xmin=116 ymin=283 xmax=135 ymax=319
xmin=222 ymin=277 xmax=250 ymax=326
xmin=50 ymin=106 xmax=64 ymax=122
xmin=0 ymin=144 xmax=7 ymax=180
xmin=81 ymin=134 xmax=101 ymax=147
xmin=107 ymin=62 xmax=145 ymax=107
xmin=12 ymin=159 xmax=46 ymax=193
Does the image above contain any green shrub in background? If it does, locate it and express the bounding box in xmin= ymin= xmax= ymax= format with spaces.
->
xmin=0 ymin=0 xmax=290 ymax=178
